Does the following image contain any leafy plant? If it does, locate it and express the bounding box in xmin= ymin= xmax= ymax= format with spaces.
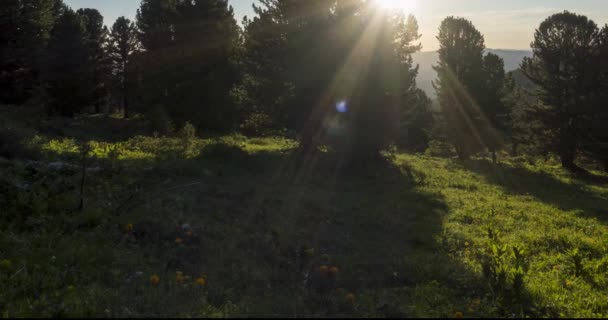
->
xmin=482 ymin=228 xmax=529 ymax=314
xmin=564 ymin=248 xmax=584 ymax=277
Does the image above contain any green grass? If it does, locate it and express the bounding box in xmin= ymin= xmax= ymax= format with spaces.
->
xmin=1 ymin=112 xmax=608 ymax=317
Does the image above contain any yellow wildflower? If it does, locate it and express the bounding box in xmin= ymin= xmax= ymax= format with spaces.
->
xmin=126 ymin=224 xmax=134 ymax=233
xmin=454 ymin=311 xmax=464 ymax=318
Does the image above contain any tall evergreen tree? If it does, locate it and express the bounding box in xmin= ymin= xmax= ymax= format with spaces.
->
xmin=502 ymin=71 xmax=530 ymax=155
xmin=109 ymin=17 xmax=139 ymax=118
xmin=480 ymin=52 xmax=508 ymax=163
xmin=237 ymin=2 xmax=292 ymax=132
xmin=77 ymin=8 xmax=109 ymax=113
xmin=240 ymin=1 xmax=426 ymax=159
xmin=136 ymin=0 xmax=240 ymax=131
xmin=0 ymin=0 xmax=63 ymax=104
xmin=135 ymin=0 xmax=178 ymax=126
xmin=581 ymin=24 xmax=608 ymax=170
xmin=433 ymin=17 xmax=487 ymax=160
xmin=521 ymin=11 xmax=600 ymax=170
xmin=0 ymin=0 xmax=23 ymax=103
xmin=44 ymin=8 xmax=89 ymax=117
xmin=171 ymin=0 xmax=241 ymax=131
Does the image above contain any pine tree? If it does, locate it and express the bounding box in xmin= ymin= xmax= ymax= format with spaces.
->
xmin=136 ymin=0 xmax=240 ymax=131
xmin=581 ymin=24 xmax=608 ymax=170
xmin=0 ymin=0 xmax=62 ymax=104
xmin=77 ymin=8 xmax=109 ymax=113
xmin=480 ymin=52 xmax=508 ymax=163
xmin=135 ymin=0 xmax=178 ymax=124
xmin=108 ymin=17 xmax=139 ymax=118
xmin=45 ymin=8 xmax=89 ymax=117
xmin=0 ymin=0 xmax=23 ymax=103
xmin=171 ymin=0 xmax=241 ymax=131
xmin=240 ymin=1 xmax=425 ymax=159
xmin=433 ymin=17 xmax=486 ymax=160
xmin=237 ymin=2 xmax=292 ymax=132
xmin=521 ymin=11 xmax=600 ymax=170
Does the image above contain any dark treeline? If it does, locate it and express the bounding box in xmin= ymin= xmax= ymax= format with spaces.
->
xmin=1 ymin=0 xmax=607 ymax=170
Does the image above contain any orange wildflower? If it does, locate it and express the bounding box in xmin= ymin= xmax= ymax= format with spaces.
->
xmin=150 ymin=274 xmax=160 ymax=286
xmin=454 ymin=311 xmax=464 ymax=318
xmin=328 ymin=266 xmax=339 ymax=276
xmin=319 ymin=265 xmax=329 ymax=274
xmin=126 ymin=224 xmax=134 ymax=233
xmin=175 ymin=237 xmax=184 ymax=245
xmin=176 ymin=271 xmax=185 ymax=284
xmin=196 ymin=277 xmax=206 ymax=286
xmin=345 ymin=293 xmax=355 ymax=303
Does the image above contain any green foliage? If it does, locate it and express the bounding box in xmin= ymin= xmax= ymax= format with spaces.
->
xmin=0 ymin=0 xmax=61 ymax=104
xmin=1 ymin=126 xmax=608 ymax=317
xmin=481 ymin=228 xmax=529 ymax=311
xmin=44 ymin=8 xmax=90 ymax=117
xmin=240 ymin=1 xmax=425 ymax=159
xmin=179 ymin=121 xmax=196 ymax=158
xmin=564 ymin=248 xmax=584 ymax=277
xmin=521 ymin=11 xmax=603 ymax=170
xmin=399 ymin=89 xmax=434 ymax=152
xmin=108 ymin=16 xmax=139 ymax=118
xmin=239 ymin=112 xmax=283 ymax=137
xmin=433 ymin=17 xmax=488 ymax=160
xmin=135 ymin=0 xmax=241 ymax=131
xmin=433 ymin=17 xmax=514 ymax=163
xmin=76 ymin=8 xmax=109 ymax=113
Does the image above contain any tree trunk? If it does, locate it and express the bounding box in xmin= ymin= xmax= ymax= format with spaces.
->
xmin=94 ymin=103 xmax=100 ymax=114
xmin=123 ymin=63 xmax=129 ymax=119
xmin=560 ymin=152 xmax=581 ymax=172
xmin=511 ymin=142 xmax=518 ymax=157
xmin=123 ymin=89 xmax=129 ymax=119
xmin=455 ymin=143 xmax=469 ymax=161
xmin=491 ymin=150 xmax=497 ymax=164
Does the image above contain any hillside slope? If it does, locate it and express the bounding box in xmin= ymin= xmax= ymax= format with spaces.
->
xmin=413 ymin=49 xmax=533 ymax=98
xmin=1 ymin=112 xmax=607 ymax=317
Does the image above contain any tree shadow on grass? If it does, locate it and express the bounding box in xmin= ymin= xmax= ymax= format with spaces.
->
xmin=463 ymin=159 xmax=608 ymax=223
xmin=12 ymin=142 xmax=554 ymax=317
xmin=160 ymin=149 xmax=551 ymax=317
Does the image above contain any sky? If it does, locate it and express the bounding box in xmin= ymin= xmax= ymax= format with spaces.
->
xmin=64 ymin=0 xmax=608 ymax=51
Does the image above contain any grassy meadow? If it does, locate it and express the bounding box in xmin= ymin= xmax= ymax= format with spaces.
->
xmin=1 ymin=108 xmax=608 ymax=318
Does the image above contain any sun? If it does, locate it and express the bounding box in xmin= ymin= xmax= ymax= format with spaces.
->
xmin=375 ymin=0 xmax=417 ymax=12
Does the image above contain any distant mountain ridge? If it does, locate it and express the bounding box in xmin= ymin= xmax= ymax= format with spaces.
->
xmin=412 ymin=49 xmax=533 ymax=98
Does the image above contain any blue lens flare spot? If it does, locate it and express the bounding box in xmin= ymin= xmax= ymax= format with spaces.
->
xmin=336 ymin=100 xmax=348 ymax=113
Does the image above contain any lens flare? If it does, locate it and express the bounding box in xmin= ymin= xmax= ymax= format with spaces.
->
xmin=336 ymin=101 xmax=348 ymax=113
